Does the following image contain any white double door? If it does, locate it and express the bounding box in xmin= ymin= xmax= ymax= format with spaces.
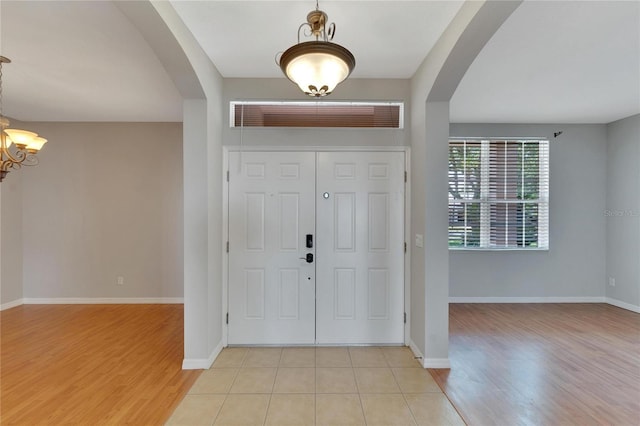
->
xmin=228 ymin=151 xmax=405 ymax=345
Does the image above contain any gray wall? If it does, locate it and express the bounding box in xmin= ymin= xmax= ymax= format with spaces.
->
xmin=449 ymin=123 xmax=608 ymax=299
xmin=0 ymin=169 xmax=23 ymax=306
xmin=606 ymin=114 xmax=640 ymax=308
xmin=12 ymin=122 xmax=183 ymax=300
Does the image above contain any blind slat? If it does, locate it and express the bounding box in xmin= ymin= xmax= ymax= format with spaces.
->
xmin=448 ymin=139 xmax=549 ymax=249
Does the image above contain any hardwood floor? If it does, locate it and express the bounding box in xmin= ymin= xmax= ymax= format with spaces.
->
xmin=430 ymin=303 xmax=640 ymax=426
xmin=0 ymin=304 xmax=200 ymax=425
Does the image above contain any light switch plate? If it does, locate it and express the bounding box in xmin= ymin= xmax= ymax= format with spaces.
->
xmin=415 ymin=234 xmax=424 ymax=248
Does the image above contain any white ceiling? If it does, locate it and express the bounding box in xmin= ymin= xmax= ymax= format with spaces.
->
xmin=0 ymin=0 xmax=183 ymax=122
xmin=0 ymin=1 xmax=638 ymax=124
xmin=450 ymin=0 xmax=640 ymax=124
xmin=170 ymin=1 xmax=464 ymax=79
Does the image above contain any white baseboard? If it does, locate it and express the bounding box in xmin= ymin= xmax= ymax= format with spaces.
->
xmin=22 ymin=297 xmax=184 ymax=304
xmin=423 ymin=358 xmax=451 ymax=369
xmin=449 ymin=296 xmax=639 ymax=314
xmin=0 ymin=298 xmax=24 ymax=311
xmin=606 ymin=297 xmax=640 ymax=314
xmin=408 ymin=339 xmax=424 ymax=366
xmin=182 ymin=340 xmax=224 ymax=370
xmin=449 ymin=296 xmax=606 ymax=304
xmin=407 ymin=340 xmax=450 ymax=369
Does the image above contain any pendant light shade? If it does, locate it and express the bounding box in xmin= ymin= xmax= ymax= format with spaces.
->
xmin=280 ymin=42 xmax=355 ymax=97
xmin=278 ymin=6 xmax=355 ymax=97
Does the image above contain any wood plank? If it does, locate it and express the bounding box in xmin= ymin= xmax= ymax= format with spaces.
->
xmin=430 ymin=303 xmax=640 ymax=426
xmin=0 ymin=304 xmax=201 ymax=425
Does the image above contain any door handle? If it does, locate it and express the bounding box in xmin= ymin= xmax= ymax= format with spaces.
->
xmin=299 ymin=253 xmax=314 ymax=263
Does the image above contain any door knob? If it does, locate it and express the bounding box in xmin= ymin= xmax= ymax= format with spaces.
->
xmin=299 ymin=253 xmax=314 ymax=263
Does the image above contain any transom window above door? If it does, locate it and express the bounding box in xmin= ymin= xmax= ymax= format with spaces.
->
xmin=230 ymin=101 xmax=404 ymax=129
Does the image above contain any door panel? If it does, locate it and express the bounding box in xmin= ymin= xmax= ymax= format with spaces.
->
xmin=228 ymin=150 xmax=405 ymax=345
xmin=316 ymin=152 xmax=405 ymax=344
xmin=228 ymin=152 xmax=316 ymax=344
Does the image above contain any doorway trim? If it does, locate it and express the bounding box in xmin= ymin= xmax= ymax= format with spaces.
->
xmin=222 ymin=145 xmax=411 ymax=347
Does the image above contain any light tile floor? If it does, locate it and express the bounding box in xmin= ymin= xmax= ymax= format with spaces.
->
xmin=166 ymin=346 xmax=465 ymax=426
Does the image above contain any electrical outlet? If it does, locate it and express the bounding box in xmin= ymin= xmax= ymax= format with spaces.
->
xmin=117 ymin=276 xmax=124 ymax=286
xmin=608 ymin=277 xmax=615 ymax=287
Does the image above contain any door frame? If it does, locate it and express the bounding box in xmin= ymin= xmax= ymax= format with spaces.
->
xmin=222 ymin=146 xmax=412 ymax=347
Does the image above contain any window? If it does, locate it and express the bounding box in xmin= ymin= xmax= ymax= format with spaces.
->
xmin=448 ymin=138 xmax=549 ymax=250
xmin=230 ymin=101 xmax=403 ymax=128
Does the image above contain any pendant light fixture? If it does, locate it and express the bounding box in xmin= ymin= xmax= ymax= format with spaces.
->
xmin=278 ymin=1 xmax=355 ymax=97
xmin=0 ymin=56 xmax=48 ymax=182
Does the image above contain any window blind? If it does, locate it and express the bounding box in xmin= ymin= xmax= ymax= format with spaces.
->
xmin=231 ymin=101 xmax=403 ymax=128
xmin=448 ymin=139 xmax=549 ymax=249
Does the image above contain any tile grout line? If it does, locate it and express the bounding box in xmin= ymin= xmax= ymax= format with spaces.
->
xmin=400 ymin=392 xmax=420 ymax=426
xmin=211 ymin=367 xmax=241 ymax=426
xmin=262 ymin=348 xmax=284 ymax=425
xmin=211 ymin=348 xmax=247 ymax=426
xmin=262 ymin=393 xmax=273 ymax=426
xmin=313 ymin=349 xmax=317 ymax=426
xmin=210 ymin=392 xmax=229 ymax=426
xmin=350 ymin=348 xmax=370 ymax=426
xmin=314 ymin=361 xmax=317 ymax=426
xmin=389 ymin=361 xmax=420 ymax=425
xmin=262 ymin=347 xmax=283 ymax=425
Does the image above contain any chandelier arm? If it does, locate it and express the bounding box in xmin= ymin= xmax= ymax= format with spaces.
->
xmin=327 ymin=22 xmax=335 ymax=41
xmin=2 ymin=145 xmax=28 ymax=166
xmin=298 ymin=23 xmax=312 ymax=43
xmin=1 ymin=156 xmax=39 ymax=172
xmin=0 ymin=57 xmax=6 ymax=118
xmin=6 ymin=152 xmax=38 ymax=170
xmin=0 ymin=154 xmax=22 ymax=172
xmin=21 ymin=153 xmax=39 ymax=167
xmin=4 ymin=157 xmax=36 ymax=172
xmin=3 ymin=161 xmax=21 ymax=172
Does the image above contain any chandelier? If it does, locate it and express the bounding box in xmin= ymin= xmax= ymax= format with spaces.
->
xmin=277 ymin=1 xmax=355 ymax=97
xmin=0 ymin=56 xmax=48 ymax=182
